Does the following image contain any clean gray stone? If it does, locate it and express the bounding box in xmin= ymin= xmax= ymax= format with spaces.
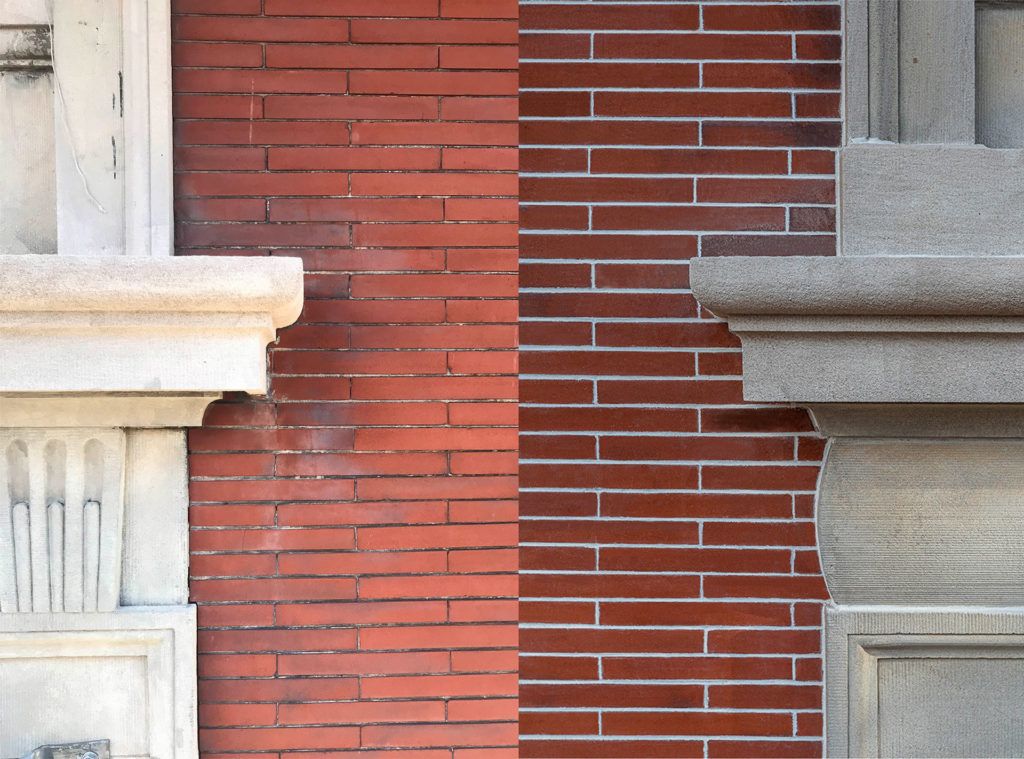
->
xmin=819 ymin=438 xmax=1024 ymax=605
xmin=690 ymin=256 xmax=1024 ymax=403
xmin=840 ymin=144 xmax=1024 ymax=256
xmin=827 ymin=607 xmax=1024 ymax=758
xmin=690 ymin=255 xmax=1024 ymax=317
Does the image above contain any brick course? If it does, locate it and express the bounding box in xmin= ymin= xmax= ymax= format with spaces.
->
xmin=172 ymin=0 xmax=843 ymax=753
xmin=519 ymin=2 xmax=839 ymax=757
xmin=174 ymin=1 xmax=517 ymax=755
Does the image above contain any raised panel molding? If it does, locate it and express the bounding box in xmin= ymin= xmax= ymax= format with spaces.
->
xmin=0 ymin=607 xmax=197 ymax=759
xmin=827 ymin=608 xmax=1024 ymax=758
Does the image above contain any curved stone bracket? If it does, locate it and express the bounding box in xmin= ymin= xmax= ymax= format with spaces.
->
xmin=692 ymin=253 xmax=1024 ymax=756
xmin=0 ymin=255 xmax=303 ymax=758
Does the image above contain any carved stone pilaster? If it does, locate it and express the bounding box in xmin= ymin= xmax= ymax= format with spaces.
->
xmin=691 ymin=255 xmax=1024 ymax=757
xmin=0 ymin=256 xmax=303 ymax=759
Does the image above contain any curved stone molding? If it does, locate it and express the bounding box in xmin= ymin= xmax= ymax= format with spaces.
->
xmin=0 ymin=430 xmax=125 ymax=613
xmin=818 ymin=438 xmax=1024 ymax=606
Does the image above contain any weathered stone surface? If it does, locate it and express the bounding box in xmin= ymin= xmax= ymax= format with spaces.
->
xmin=0 ymin=255 xmax=304 ymax=412
xmin=0 ymin=3 xmax=297 ymax=757
xmin=0 ymin=608 xmax=197 ymax=758
xmin=0 ymin=395 xmax=221 ymax=429
xmin=0 ymin=254 xmax=303 ymax=325
xmin=0 ymin=430 xmax=126 ymax=614
xmin=21 ymin=739 xmax=110 ymax=759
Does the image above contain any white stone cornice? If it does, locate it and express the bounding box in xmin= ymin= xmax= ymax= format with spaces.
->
xmin=0 ymin=254 xmax=303 ymax=326
xmin=0 ymin=255 xmax=304 ymax=427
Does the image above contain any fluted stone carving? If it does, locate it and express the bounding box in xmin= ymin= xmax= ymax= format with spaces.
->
xmin=0 ymin=431 xmax=124 ymax=613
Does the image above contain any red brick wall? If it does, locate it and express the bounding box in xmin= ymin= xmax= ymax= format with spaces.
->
xmin=172 ymin=1 xmax=518 ymax=755
xmin=519 ymin=2 xmax=839 ymax=757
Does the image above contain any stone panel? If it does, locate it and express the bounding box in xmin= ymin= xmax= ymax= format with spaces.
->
xmin=827 ymin=608 xmax=1024 ymax=758
xmin=0 ymin=607 xmax=197 ymax=759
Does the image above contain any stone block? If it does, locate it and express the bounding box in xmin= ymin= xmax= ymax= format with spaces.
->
xmin=827 ymin=607 xmax=1024 ymax=757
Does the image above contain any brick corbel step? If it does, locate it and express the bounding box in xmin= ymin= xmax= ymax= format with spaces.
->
xmin=692 ymin=255 xmax=1024 ymax=757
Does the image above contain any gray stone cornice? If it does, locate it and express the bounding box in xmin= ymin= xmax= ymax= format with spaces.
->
xmin=691 ymin=255 xmax=1024 ymax=317
xmin=690 ymin=255 xmax=1024 ymax=404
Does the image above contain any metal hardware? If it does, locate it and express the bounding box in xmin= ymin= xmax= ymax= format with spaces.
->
xmin=20 ymin=740 xmax=110 ymax=759
xmin=0 ymin=26 xmax=52 ymax=71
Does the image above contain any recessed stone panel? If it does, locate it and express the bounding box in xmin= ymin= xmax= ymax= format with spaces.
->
xmin=828 ymin=608 xmax=1024 ymax=758
xmin=878 ymin=657 xmax=1024 ymax=757
xmin=0 ymin=608 xmax=196 ymax=759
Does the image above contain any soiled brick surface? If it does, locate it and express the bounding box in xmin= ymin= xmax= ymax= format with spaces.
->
xmin=174 ymin=1 xmax=518 ymax=754
xmin=519 ymin=2 xmax=839 ymax=757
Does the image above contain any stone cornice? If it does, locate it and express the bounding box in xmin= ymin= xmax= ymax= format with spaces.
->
xmin=0 ymin=255 xmax=304 ymax=426
xmin=691 ymin=255 xmax=1024 ymax=317
xmin=1 ymin=254 xmax=304 ymax=327
xmin=690 ymin=255 xmax=1024 ymax=403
